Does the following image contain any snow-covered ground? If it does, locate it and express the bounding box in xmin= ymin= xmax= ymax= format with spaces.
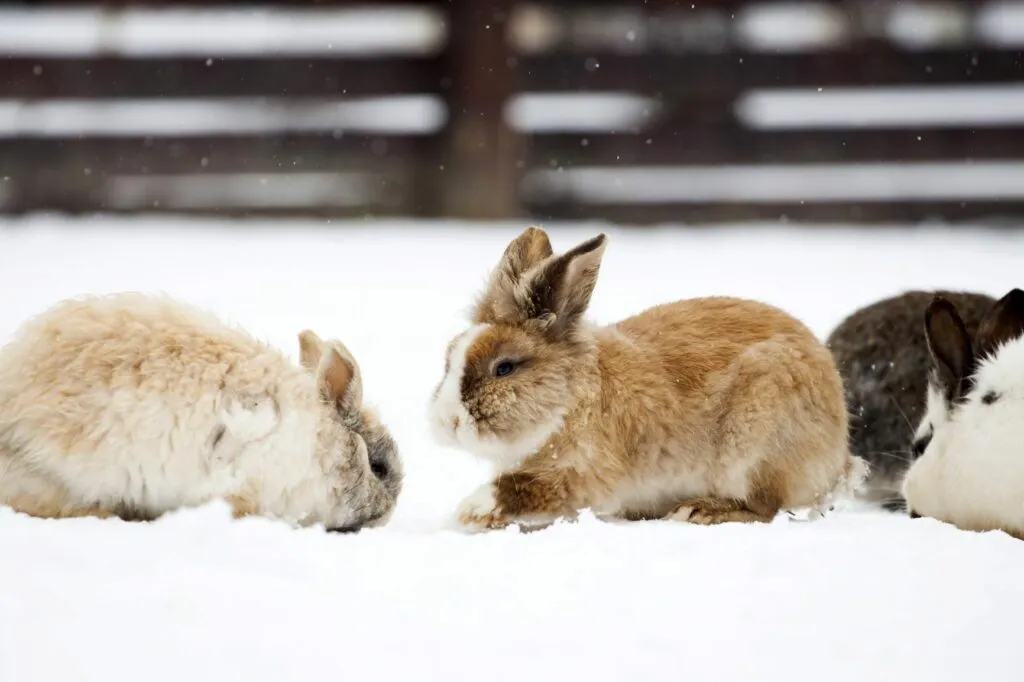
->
xmin=1 ymin=216 xmax=1023 ymax=682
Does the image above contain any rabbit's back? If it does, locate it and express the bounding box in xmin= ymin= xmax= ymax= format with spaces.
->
xmin=615 ymin=296 xmax=832 ymax=389
xmin=0 ymin=293 xmax=304 ymax=513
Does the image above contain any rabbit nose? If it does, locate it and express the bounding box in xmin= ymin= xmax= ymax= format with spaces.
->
xmin=450 ymin=416 xmax=460 ymax=430
xmin=327 ymin=523 xmax=362 ymax=534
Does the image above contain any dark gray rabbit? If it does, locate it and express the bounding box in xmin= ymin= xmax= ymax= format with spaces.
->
xmin=826 ymin=290 xmax=995 ymax=512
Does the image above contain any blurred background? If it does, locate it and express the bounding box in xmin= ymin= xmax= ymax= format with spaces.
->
xmin=1 ymin=0 xmax=1022 ymax=226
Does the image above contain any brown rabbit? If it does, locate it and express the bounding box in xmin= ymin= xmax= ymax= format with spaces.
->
xmin=430 ymin=227 xmax=865 ymax=531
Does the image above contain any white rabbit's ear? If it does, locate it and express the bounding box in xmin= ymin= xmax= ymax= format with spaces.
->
xmin=319 ymin=341 xmax=364 ymax=412
xmin=924 ymin=296 xmax=974 ymax=402
xmin=298 ymin=329 xmax=325 ymax=371
xmin=976 ymin=288 xmax=1024 ymax=361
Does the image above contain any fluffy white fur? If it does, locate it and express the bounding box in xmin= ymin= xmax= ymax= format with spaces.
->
xmin=0 ymin=292 xmax=392 ymax=529
xmin=903 ymin=337 xmax=1024 ymax=538
xmin=913 ymin=382 xmax=950 ymax=446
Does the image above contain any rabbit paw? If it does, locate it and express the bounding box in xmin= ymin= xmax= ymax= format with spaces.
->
xmin=669 ymin=498 xmax=774 ymax=525
xmin=455 ymin=482 xmax=509 ymax=531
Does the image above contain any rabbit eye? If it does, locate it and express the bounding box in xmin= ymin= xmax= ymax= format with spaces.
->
xmin=495 ymin=361 xmax=516 ymax=378
xmin=981 ymin=391 xmax=1000 ymax=405
xmin=370 ymin=460 xmax=388 ymax=479
xmin=911 ymin=430 xmax=932 ymax=458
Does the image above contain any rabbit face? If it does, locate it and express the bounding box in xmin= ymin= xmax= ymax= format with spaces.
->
xmin=299 ymin=331 xmax=403 ymax=532
xmin=430 ymin=321 xmax=577 ymax=471
xmin=903 ymin=289 xmax=1024 ymax=535
xmin=429 ymin=228 xmax=607 ymax=471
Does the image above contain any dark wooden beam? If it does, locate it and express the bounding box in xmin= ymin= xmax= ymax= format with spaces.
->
xmin=419 ymin=0 xmax=522 ymax=219
xmin=520 ymin=48 xmax=1024 ymax=94
xmin=527 ymin=127 xmax=1024 ymax=167
xmin=524 ymin=200 xmax=1024 ymax=226
xmin=0 ymin=57 xmax=444 ymax=99
xmin=0 ymin=134 xmax=420 ymax=175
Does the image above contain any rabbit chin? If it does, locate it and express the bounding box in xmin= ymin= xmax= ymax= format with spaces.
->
xmin=430 ymin=403 xmax=564 ymax=472
xmin=903 ymin=402 xmax=1024 ymax=535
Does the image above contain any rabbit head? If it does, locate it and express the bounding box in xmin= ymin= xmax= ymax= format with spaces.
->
xmin=903 ymin=288 xmax=1024 ymax=535
xmin=429 ymin=227 xmax=607 ymax=471
xmin=910 ymin=289 xmax=1024 ymax=459
xmin=298 ymin=330 xmax=403 ymax=531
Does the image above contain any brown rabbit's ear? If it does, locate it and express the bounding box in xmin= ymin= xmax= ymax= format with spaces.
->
xmin=474 ymin=226 xmax=553 ymax=324
xmin=522 ymin=233 xmax=607 ymax=340
xmin=975 ymin=288 xmax=1024 ymax=362
xmin=318 ymin=341 xmax=364 ymax=411
xmin=924 ymin=297 xmax=974 ymax=402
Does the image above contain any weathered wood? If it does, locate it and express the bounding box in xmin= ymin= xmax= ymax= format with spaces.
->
xmin=420 ymin=0 xmax=521 ymax=219
xmin=1 ymin=0 xmax=1022 ymax=225
xmin=0 ymin=135 xmax=420 ymax=175
xmin=525 ymin=200 xmax=1024 ymax=226
xmin=520 ymin=49 xmax=1024 ymax=93
xmin=16 ymin=0 xmax=445 ymax=6
xmin=0 ymin=57 xmax=442 ymax=99
xmin=528 ymin=127 xmax=1024 ymax=167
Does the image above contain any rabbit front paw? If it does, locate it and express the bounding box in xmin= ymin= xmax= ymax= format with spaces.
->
xmin=455 ymin=482 xmax=510 ymax=531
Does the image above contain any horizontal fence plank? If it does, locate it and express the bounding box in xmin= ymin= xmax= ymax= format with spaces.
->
xmin=0 ymin=134 xmax=420 ymax=175
xmin=528 ymin=127 xmax=1024 ymax=166
xmin=524 ymin=200 xmax=1024 ymax=225
xmin=11 ymin=0 xmax=445 ymax=6
xmin=519 ymin=48 xmax=1024 ymax=93
xmin=0 ymin=57 xmax=442 ymax=98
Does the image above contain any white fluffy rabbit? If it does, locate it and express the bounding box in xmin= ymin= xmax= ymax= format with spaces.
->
xmin=903 ymin=288 xmax=1024 ymax=539
xmin=0 ymin=292 xmax=402 ymax=530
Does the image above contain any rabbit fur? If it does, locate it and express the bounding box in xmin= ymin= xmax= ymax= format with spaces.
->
xmin=903 ymin=288 xmax=1024 ymax=539
xmin=0 ymin=292 xmax=402 ymax=530
xmin=826 ymin=290 xmax=995 ymax=512
xmin=430 ymin=227 xmax=866 ymax=531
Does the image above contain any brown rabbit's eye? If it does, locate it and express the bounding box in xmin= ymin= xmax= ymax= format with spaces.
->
xmin=495 ymin=361 xmax=516 ymax=378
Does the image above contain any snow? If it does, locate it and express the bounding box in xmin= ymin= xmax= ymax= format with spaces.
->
xmin=737 ymin=85 xmax=1024 ymax=130
xmin=0 ymin=7 xmax=445 ymax=56
xmin=2 ymin=216 xmax=1023 ymax=682
xmin=0 ymin=96 xmax=445 ymax=137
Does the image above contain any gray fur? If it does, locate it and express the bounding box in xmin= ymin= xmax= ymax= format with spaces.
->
xmin=826 ymin=290 xmax=995 ymax=511
xmin=341 ymin=410 xmax=404 ymax=528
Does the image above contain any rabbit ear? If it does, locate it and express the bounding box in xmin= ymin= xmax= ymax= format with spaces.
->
xmin=319 ymin=341 xmax=364 ymax=412
xmin=474 ymin=226 xmax=553 ymax=324
xmin=521 ymin=233 xmax=607 ymax=340
xmin=924 ymin=296 xmax=974 ymax=402
xmin=299 ymin=330 xmax=363 ymax=410
xmin=298 ymin=329 xmax=325 ymax=371
xmin=975 ymin=288 xmax=1024 ymax=362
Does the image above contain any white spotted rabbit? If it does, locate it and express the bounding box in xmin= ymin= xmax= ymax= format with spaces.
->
xmin=903 ymin=288 xmax=1024 ymax=539
xmin=0 ymin=292 xmax=402 ymax=530
xmin=826 ymin=289 xmax=995 ymax=512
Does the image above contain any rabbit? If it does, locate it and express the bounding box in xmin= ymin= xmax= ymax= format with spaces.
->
xmin=826 ymin=289 xmax=995 ymax=512
xmin=0 ymin=292 xmax=402 ymax=531
xmin=902 ymin=288 xmax=1024 ymax=539
xmin=429 ymin=227 xmax=866 ymax=531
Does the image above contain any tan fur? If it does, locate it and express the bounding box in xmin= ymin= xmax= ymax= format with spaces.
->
xmin=0 ymin=293 xmax=403 ymax=529
xmin=433 ymin=228 xmax=866 ymax=531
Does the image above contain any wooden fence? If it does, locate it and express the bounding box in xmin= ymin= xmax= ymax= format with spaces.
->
xmin=1 ymin=0 xmax=1023 ymax=224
